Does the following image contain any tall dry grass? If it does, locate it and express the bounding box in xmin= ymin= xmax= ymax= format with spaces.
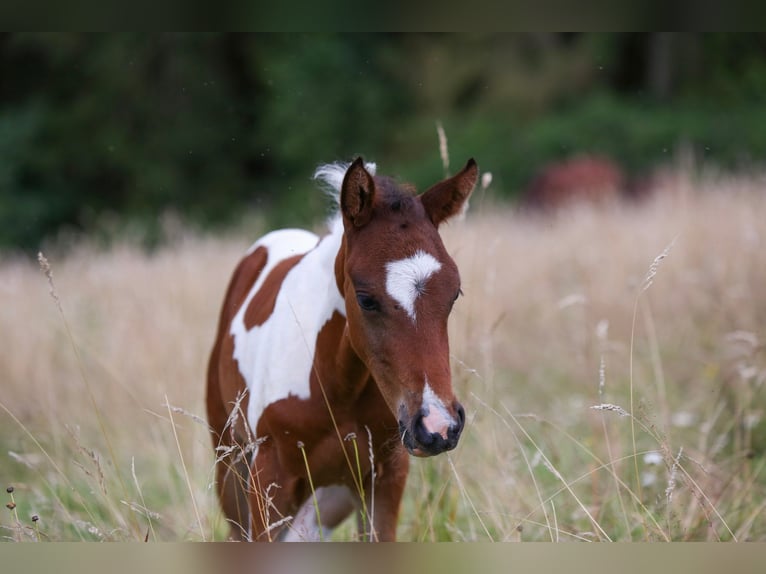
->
xmin=1 ymin=167 xmax=765 ymax=541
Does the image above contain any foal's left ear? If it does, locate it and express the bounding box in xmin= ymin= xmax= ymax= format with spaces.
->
xmin=341 ymin=157 xmax=376 ymax=228
xmin=420 ymin=159 xmax=478 ymax=227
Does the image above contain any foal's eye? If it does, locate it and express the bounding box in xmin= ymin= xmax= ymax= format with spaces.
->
xmin=356 ymin=293 xmax=380 ymax=312
xmin=449 ymin=288 xmax=462 ymax=310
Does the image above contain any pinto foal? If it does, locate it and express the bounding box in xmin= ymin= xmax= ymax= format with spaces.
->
xmin=207 ymin=158 xmax=478 ymax=541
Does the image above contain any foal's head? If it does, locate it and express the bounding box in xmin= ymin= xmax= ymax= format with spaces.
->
xmin=335 ymin=158 xmax=478 ymax=457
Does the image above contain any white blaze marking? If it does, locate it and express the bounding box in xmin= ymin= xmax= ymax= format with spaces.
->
xmin=385 ymin=250 xmax=442 ymax=322
xmin=421 ymin=380 xmax=454 ymax=438
xmin=230 ymin=221 xmax=346 ymax=436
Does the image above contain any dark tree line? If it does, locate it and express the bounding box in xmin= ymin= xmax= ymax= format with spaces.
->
xmin=2 ymin=33 xmax=765 ymax=250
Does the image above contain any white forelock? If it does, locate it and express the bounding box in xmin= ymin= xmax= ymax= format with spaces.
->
xmin=313 ymin=161 xmax=377 ymax=201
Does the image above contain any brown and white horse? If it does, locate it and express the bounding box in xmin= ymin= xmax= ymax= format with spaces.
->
xmin=206 ymin=157 xmax=478 ymax=541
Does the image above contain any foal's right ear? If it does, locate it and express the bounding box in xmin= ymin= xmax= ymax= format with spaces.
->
xmin=341 ymin=157 xmax=376 ymax=228
xmin=421 ymin=158 xmax=478 ymax=227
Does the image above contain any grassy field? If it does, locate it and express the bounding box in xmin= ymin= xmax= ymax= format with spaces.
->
xmin=2 ymin=167 xmax=765 ymax=542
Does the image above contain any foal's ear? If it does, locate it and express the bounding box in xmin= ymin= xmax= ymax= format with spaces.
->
xmin=341 ymin=157 xmax=376 ymax=228
xmin=421 ymin=159 xmax=478 ymax=227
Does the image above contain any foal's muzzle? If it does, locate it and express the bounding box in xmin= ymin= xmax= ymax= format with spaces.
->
xmin=399 ymin=402 xmax=465 ymax=457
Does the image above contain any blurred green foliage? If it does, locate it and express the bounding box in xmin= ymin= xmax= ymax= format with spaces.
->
xmin=1 ymin=33 xmax=766 ymax=250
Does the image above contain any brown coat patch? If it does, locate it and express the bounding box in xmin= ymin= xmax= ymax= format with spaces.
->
xmin=207 ymin=245 xmax=269 ymax=441
xmin=206 ymin=246 xmax=272 ymax=536
xmin=244 ymin=254 xmax=304 ymax=329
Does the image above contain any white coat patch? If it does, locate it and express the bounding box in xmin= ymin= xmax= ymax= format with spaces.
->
xmin=230 ymin=222 xmax=346 ymax=436
xmin=385 ymin=250 xmax=442 ymax=322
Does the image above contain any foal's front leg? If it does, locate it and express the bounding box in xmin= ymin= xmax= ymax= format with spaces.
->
xmin=246 ymin=443 xmax=302 ymax=541
xmin=359 ymin=448 xmax=410 ymax=542
xmin=248 ymin=447 xmax=357 ymax=541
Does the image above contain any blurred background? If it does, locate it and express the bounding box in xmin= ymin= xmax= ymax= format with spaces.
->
xmin=2 ymin=32 xmax=766 ymax=251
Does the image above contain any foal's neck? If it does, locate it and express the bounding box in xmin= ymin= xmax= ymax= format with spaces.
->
xmin=317 ymin=219 xmax=372 ymax=401
xmin=335 ymin=330 xmax=372 ymax=402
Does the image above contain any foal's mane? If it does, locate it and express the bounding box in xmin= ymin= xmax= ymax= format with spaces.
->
xmin=313 ymin=161 xmax=377 ymax=201
xmin=314 ymin=161 xmax=419 ymax=218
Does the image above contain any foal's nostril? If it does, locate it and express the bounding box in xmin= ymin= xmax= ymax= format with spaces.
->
xmin=447 ymin=403 xmax=465 ymax=444
xmin=412 ymin=411 xmax=437 ymax=448
xmin=456 ymin=403 xmax=466 ymax=427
